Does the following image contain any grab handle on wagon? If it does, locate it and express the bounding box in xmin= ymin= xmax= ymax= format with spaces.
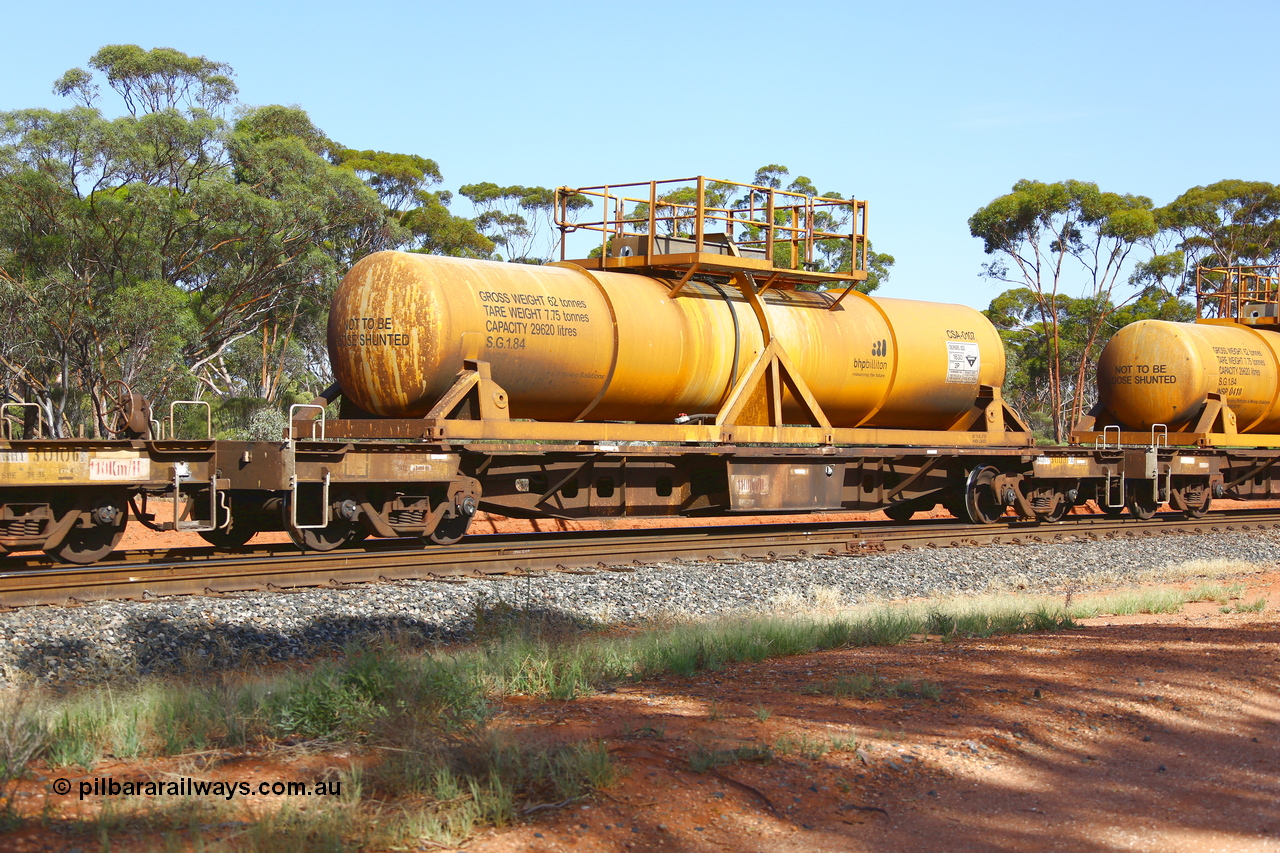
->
xmin=167 ymin=401 xmax=212 ymax=441
xmin=287 ymin=404 xmax=326 ymax=442
xmin=1 ymin=402 xmax=44 ymax=440
xmin=1095 ymin=425 xmax=1121 ymax=450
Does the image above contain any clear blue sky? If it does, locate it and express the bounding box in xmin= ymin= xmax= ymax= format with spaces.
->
xmin=4 ymin=0 xmax=1277 ymax=308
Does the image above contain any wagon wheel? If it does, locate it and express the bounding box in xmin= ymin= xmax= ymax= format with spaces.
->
xmin=1124 ymin=483 xmax=1160 ymax=521
xmin=1096 ymin=481 xmax=1126 ymax=517
xmin=883 ymin=501 xmax=918 ymax=523
xmin=282 ymin=494 xmax=359 ymax=552
xmin=201 ymin=522 xmax=259 ymax=550
xmin=198 ymin=496 xmax=260 ymax=549
xmin=963 ymin=466 xmax=1005 ymax=525
xmin=1099 ymin=501 xmax=1126 ymax=518
xmin=425 ymin=489 xmax=478 ymax=546
xmin=287 ymin=519 xmax=359 ymax=551
xmin=46 ymin=493 xmax=128 ymax=565
xmin=426 ymin=512 xmax=470 ymax=546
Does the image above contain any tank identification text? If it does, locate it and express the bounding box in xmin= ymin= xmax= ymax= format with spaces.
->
xmin=335 ymin=317 xmax=409 ymax=347
xmin=946 ymin=329 xmax=976 ymax=341
xmin=1208 ymin=345 xmax=1265 ymax=396
xmin=477 ymin=290 xmax=592 ymax=350
xmin=1109 ymin=364 xmax=1178 ymax=386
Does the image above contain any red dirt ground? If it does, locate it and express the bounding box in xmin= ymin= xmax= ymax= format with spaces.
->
xmin=95 ymin=505 xmax=936 ymax=551
xmin=3 ymin=497 xmax=1265 ymax=557
xmin=3 ymin=569 xmax=1278 ymax=852
xmin=457 ymin=572 xmax=1280 ymax=853
xmin=104 ymin=498 xmax=1266 ymax=551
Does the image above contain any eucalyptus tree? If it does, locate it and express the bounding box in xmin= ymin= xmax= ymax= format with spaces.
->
xmin=1153 ymin=180 xmax=1280 ymax=301
xmin=334 ymin=148 xmax=492 ymax=259
xmin=0 ymin=45 xmax=481 ymax=436
xmin=458 ymin=182 xmax=591 ymax=263
xmin=969 ymin=180 xmax=1158 ymax=440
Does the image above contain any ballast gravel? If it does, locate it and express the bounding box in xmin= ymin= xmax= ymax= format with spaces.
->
xmin=1 ymin=531 xmax=1278 ymax=686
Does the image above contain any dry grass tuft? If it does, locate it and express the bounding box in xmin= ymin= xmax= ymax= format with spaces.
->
xmin=1150 ymin=558 xmax=1271 ymax=582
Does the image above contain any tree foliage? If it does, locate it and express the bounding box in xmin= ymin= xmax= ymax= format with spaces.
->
xmin=56 ymin=44 xmax=237 ymax=115
xmin=32 ymin=48 xmax=1276 ymax=451
xmin=458 ymin=182 xmax=591 ymax=263
xmin=1149 ymin=180 xmax=1280 ymax=306
xmin=985 ymin=287 xmax=1192 ymax=436
xmin=0 ymin=46 xmax=488 ymax=437
xmin=1157 ymin=180 xmax=1280 ymax=271
xmin=970 ymin=179 xmax=1162 ymax=440
xmin=4 ymin=53 xmax=887 ymax=439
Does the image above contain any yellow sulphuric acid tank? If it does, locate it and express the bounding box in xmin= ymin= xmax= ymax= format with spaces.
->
xmin=327 ymin=251 xmax=1006 ymax=429
xmin=1097 ymin=319 xmax=1280 ymax=431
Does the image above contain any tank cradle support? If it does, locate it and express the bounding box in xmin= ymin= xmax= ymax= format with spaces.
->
xmin=1071 ymin=393 xmax=1280 ymax=448
xmin=425 ymin=358 xmax=511 ymax=423
xmin=308 ymin=359 xmax=1030 ymax=450
xmin=1083 ymin=284 xmax=1280 ymax=448
xmin=714 ymin=336 xmax=830 ymax=430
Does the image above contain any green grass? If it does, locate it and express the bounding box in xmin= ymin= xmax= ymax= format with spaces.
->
xmin=1223 ymin=597 xmax=1268 ymax=614
xmin=620 ymin=722 xmax=665 ymax=739
xmin=12 ymin=590 xmax=1170 ymax=846
xmin=1067 ymin=583 xmax=1269 ymax=619
xmin=828 ymin=732 xmax=860 ymax=752
xmin=1186 ymin=582 xmax=1245 ymax=604
xmin=0 ymin=694 xmax=45 ymax=828
xmin=690 ymin=730 xmax=859 ymax=772
xmin=1069 ymin=589 xmax=1186 ymax=618
xmin=364 ymin=735 xmax=613 ymax=844
xmin=29 ymin=597 xmax=1085 ymax=768
xmin=775 ymin=732 xmax=833 ymax=759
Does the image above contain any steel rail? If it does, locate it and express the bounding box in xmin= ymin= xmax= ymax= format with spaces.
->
xmin=2 ymin=510 xmax=1279 ymax=608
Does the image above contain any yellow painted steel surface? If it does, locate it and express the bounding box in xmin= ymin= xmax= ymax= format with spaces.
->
xmin=871 ymin=298 xmax=1005 ymax=429
xmin=328 ymin=251 xmax=1005 ymax=429
xmin=1098 ymin=319 xmax=1280 ymax=431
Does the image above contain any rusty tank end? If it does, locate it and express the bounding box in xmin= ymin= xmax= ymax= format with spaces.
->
xmin=327 ymin=251 xmax=1005 ymax=430
xmin=1097 ymin=319 xmax=1280 ymax=432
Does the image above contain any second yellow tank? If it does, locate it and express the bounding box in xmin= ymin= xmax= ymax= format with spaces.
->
xmin=1097 ymin=319 xmax=1280 ymax=431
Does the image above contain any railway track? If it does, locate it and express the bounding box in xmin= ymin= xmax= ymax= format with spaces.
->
xmin=4 ymin=510 xmax=1279 ymax=609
